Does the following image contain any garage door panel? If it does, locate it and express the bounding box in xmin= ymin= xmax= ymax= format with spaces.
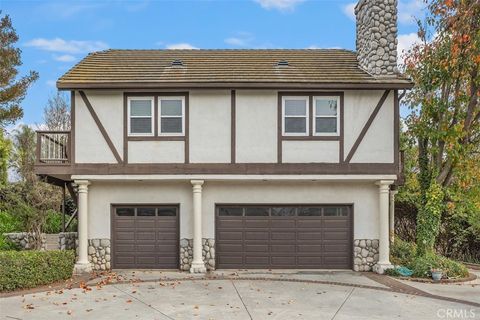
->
xmin=218 ymin=231 xmax=243 ymax=241
xmin=112 ymin=206 xmax=179 ymax=269
xmin=324 ymin=231 xmax=349 ymax=240
xmin=245 ymin=244 xmax=269 ymax=252
xmin=217 ymin=243 xmax=243 ymax=252
xmin=244 ymin=219 xmax=269 ymax=228
xmin=270 ymin=219 xmax=296 ymax=228
xmin=216 ymin=205 xmax=352 ymax=269
xmin=297 ymin=220 xmax=323 ymax=228
xmin=245 ymin=231 xmax=269 ymax=240
xmin=271 ymin=244 xmax=295 ymax=252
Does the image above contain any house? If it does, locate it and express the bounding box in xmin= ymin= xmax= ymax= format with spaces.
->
xmin=35 ymin=0 xmax=412 ymax=274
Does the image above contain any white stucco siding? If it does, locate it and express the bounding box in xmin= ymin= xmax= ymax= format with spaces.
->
xmin=83 ymin=90 xmax=124 ymax=159
xmin=128 ymin=141 xmax=184 ymax=163
xmin=87 ymin=182 xmax=192 ymax=239
xmin=189 ymin=90 xmax=231 ymax=163
xmin=343 ymin=90 xmax=395 ymax=163
xmin=87 ymin=180 xmax=379 ymax=240
xmin=282 ymin=141 xmax=339 ymax=163
xmin=75 ymin=92 xmax=118 ymax=163
xmin=235 ymin=90 xmax=277 ymax=163
xmin=350 ymin=92 xmax=395 ymax=163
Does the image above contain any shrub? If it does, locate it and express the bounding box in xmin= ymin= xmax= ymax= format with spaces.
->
xmin=0 ymin=250 xmax=75 ymax=291
xmin=0 ymin=211 xmax=22 ymax=250
xmin=43 ymin=210 xmax=63 ymax=234
xmin=390 ymin=238 xmax=416 ymax=266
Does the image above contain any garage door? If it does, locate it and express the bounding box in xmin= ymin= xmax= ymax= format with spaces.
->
xmin=111 ymin=205 xmax=179 ymax=269
xmin=216 ymin=205 xmax=352 ymax=269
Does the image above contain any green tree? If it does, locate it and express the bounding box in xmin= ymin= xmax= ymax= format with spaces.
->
xmin=10 ymin=125 xmax=36 ymax=184
xmin=0 ymin=12 xmax=38 ymax=128
xmin=0 ymin=129 xmax=11 ymax=185
xmin=404 ymin=0 xmax=480 ymax=255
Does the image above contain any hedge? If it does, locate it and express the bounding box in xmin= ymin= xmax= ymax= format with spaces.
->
xmin=0 ymin=250 xmax=75 ymax=291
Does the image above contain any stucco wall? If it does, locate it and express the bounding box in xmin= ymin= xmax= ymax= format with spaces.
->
xmin=235 ymin=90 xmax=277 ymax=163
xmin=73 ymin=89 xmax=395 ymax=165
xmin=87 ymin=180 xmax=380 ymax=240
xmin=128 ymin=141 xmax=184 ymax=163
xmin=343 ymin=90 xmax=394 ymax=163
xmin=189 ymin=90 xmax=231 ymax=163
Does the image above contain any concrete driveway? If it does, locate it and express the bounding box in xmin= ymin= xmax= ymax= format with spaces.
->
xmin=1 ymin=270 xmax=479 ymax=320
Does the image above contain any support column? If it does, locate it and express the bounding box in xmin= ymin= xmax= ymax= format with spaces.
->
xmin=374 ymin=180 xmax=394 ymax=274
xmin=389 ymin=189 xmax=398 ymax=243
xmin=190 ymin=180 xmax=206 ymax=273
xmin=73 ymin=180 xmax=92 ymax=274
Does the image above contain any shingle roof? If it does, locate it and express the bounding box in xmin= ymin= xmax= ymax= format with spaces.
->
xmin=57 ymin=49 xmax=413 ymax=89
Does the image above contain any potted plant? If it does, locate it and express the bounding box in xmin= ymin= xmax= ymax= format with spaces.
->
xmin=431 ymin=268 xmax=443 ymax=281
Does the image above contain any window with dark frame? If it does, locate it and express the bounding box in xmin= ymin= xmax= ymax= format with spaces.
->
xmin=218 ymin=205 xmax=349 ymax=217
xmin=115 ymin=206 xmax=178 ymax=216
xmin=128 ymin=98 xmax=154 ymax=136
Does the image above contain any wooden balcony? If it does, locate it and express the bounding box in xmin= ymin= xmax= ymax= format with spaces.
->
xmin=36 ymin=131 xmax=71 ymax=165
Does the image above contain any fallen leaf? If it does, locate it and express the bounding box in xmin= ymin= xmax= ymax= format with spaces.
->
xmin=126 ymin=299 xmax=132 ymax=303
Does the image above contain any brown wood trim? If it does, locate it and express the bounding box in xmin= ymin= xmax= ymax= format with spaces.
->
xmin=123 ymin=92 xmax=128 ymax=164
xmin=282 ymin=136 xmax=340 ymax=141
xmin=58 ymin=82 xmax=414 ymax=90
xmin=277 ymin=92 xmax=282 ymax=163
xmin=184 ymin=93 xmax=189 ymax=164
xmin=79 ymin=91 xmax=123 ymax=164
xmin=71 ymin=91 xmax=76 ymax=164
xmin=35 ymin=162 xmax=399 ymax=176
xmin=308 ymin=95 xmax=313 ymax=136
xmin=394 ymin=90 xmax=399 ymax=171
xmin=35 ymin=131 xmax=41 ymax=164
xmin=344 ymin=90 xmax=391 ymax=163
xmin=127 ymin=136 xmax=184 ymax=141
xmin=231 ymin=90 xmax=236 ymax=164
xmin=123 ymin=92 xmax=189 ymax=164
xmin=339 ymin=92 xmax=345 ymax=163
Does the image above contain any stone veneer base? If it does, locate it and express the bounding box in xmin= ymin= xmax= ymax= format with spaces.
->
xmin=88 ymin=239 xmax=111 ymax=271
xmin=180 ymin=238 xmax=215 ymax=271
xmin=353 ymin=239 xmax=380 ymax=271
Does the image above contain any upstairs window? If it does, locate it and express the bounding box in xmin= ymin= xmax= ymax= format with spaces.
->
xmin=159 ymin=97 xmax=185 ymax=135
xmin=282 ymin=96 xmax=309 ymax=136
xmin=128 ymin=97 xmax=154 ymax=136
xmin=314 ymin=96 xmax=340 ymax=135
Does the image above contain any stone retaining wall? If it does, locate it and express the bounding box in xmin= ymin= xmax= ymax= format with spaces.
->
xmin=353 ymin=239 xmax=380 ymax=271
xmin=3 ymin=232 xmax=46 ymax=250
xmin=88 ymin=239 xmax=111 ymax=271
xmin=180 ymin=238 xmax=215 ymax=271
xmin=59 ymin=232 xmax=77 ymax=250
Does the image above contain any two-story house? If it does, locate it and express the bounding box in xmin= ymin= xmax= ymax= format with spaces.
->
xmin=35 ymin=0 xmax=412 ymax=274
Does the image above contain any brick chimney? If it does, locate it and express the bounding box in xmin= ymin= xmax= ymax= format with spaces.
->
xmin=355 ymin=0 xmax=398 ymax=77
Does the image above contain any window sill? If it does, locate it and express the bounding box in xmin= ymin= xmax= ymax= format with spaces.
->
xmin=282 ymin=136 xmax=340 ymax=141
xmin=127 ymin=136 xmax=185 ymax=141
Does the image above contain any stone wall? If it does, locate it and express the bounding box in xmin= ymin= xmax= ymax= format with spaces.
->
xmin=88 ymin=239 xmax=111 ymax=271
xmin=355 ymin=0 xmax=398 ymax=76
xmin=180 ymin=238 xmax=215 ymax=271
xmin=353 ymin=239 xmax=380 ymax=271
xmin=59 ymin=232 xmax=77 ymax=250
xmin=3 ymin=233 xmax=46 ymax=250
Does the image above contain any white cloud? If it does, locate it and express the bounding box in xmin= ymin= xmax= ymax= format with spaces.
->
xmin=342 ymin=2 xmax=356 ymax=21
xmin=398 ymin=0 xmax=424 ymax=25
xmin=46 ymin=80 xmax=57 ymax=87
xmin=165 ymin=43 xmax=198 ymax=50
xmin=340 ymin=0 xmax=424 ymax=25
xmin=397 ymin=32 xmax=420 ymax=58
xmin=254 ymin=0 xmax=305 ymax=12
xmin=225 ymin=32 xmax=254 ymax=47
xmin=25 ymin=38 xmax=108 ymax=54
xmin=54 ymin=54 xmax=76 ymax=62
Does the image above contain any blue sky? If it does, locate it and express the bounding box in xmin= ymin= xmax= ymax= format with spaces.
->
xmin=2 ymin=0 xmax=425 ymax=127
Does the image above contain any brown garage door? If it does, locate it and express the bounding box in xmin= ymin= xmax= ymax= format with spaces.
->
xmin=111 ymin=205 xmax=179 ymax=269
xmin=216 ymin=205 xmax=353 ymax=269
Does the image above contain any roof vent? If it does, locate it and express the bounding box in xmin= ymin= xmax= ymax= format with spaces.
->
xmin=171 ymin=59 xmax=184 ymax=67
xmin=277 ymin=60 xmax=289 ymax=67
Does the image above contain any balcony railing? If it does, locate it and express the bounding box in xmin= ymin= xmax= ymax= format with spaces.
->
xmin=36 ymin=131 xmax=71 ymax=165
